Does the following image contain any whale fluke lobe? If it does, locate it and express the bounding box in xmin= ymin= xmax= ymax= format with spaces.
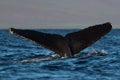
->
xmin=9 ymin=22 xmax=112 ymax=57
xmin=65 ymin=22 xmax=112 ymax=55
xmin=9 ymin=28 xmax=72 ymax=57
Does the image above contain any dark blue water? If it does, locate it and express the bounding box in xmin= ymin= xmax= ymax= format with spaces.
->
xmin=0 ymin=29 xmax=120 ymax=80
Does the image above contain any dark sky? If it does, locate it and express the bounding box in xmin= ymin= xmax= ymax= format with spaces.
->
xmin=0 ymin=0 xmax=120 ymax=29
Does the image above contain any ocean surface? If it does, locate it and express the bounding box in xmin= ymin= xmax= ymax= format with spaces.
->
xmin=0 ymin=29 xmax=120 ymax=80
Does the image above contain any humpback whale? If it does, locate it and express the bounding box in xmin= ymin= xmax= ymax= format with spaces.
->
xmin=9 ymin=22 xmax=112 ymax=57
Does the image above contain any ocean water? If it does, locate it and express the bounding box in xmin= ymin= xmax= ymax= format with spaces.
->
xmin=0 ymin=29 xmax=120 ymax=80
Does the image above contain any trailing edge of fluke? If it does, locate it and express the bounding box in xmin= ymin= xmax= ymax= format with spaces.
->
xmin=9 ymin=22 xmax=112 ymax=57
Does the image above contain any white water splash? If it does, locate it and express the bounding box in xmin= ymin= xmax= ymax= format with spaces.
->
xmin=85 ymin=49 xmax=108 ymax=57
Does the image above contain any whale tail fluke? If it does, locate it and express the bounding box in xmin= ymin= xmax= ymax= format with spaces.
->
xmin=9 ymin=22 xmax=112 ymax=57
